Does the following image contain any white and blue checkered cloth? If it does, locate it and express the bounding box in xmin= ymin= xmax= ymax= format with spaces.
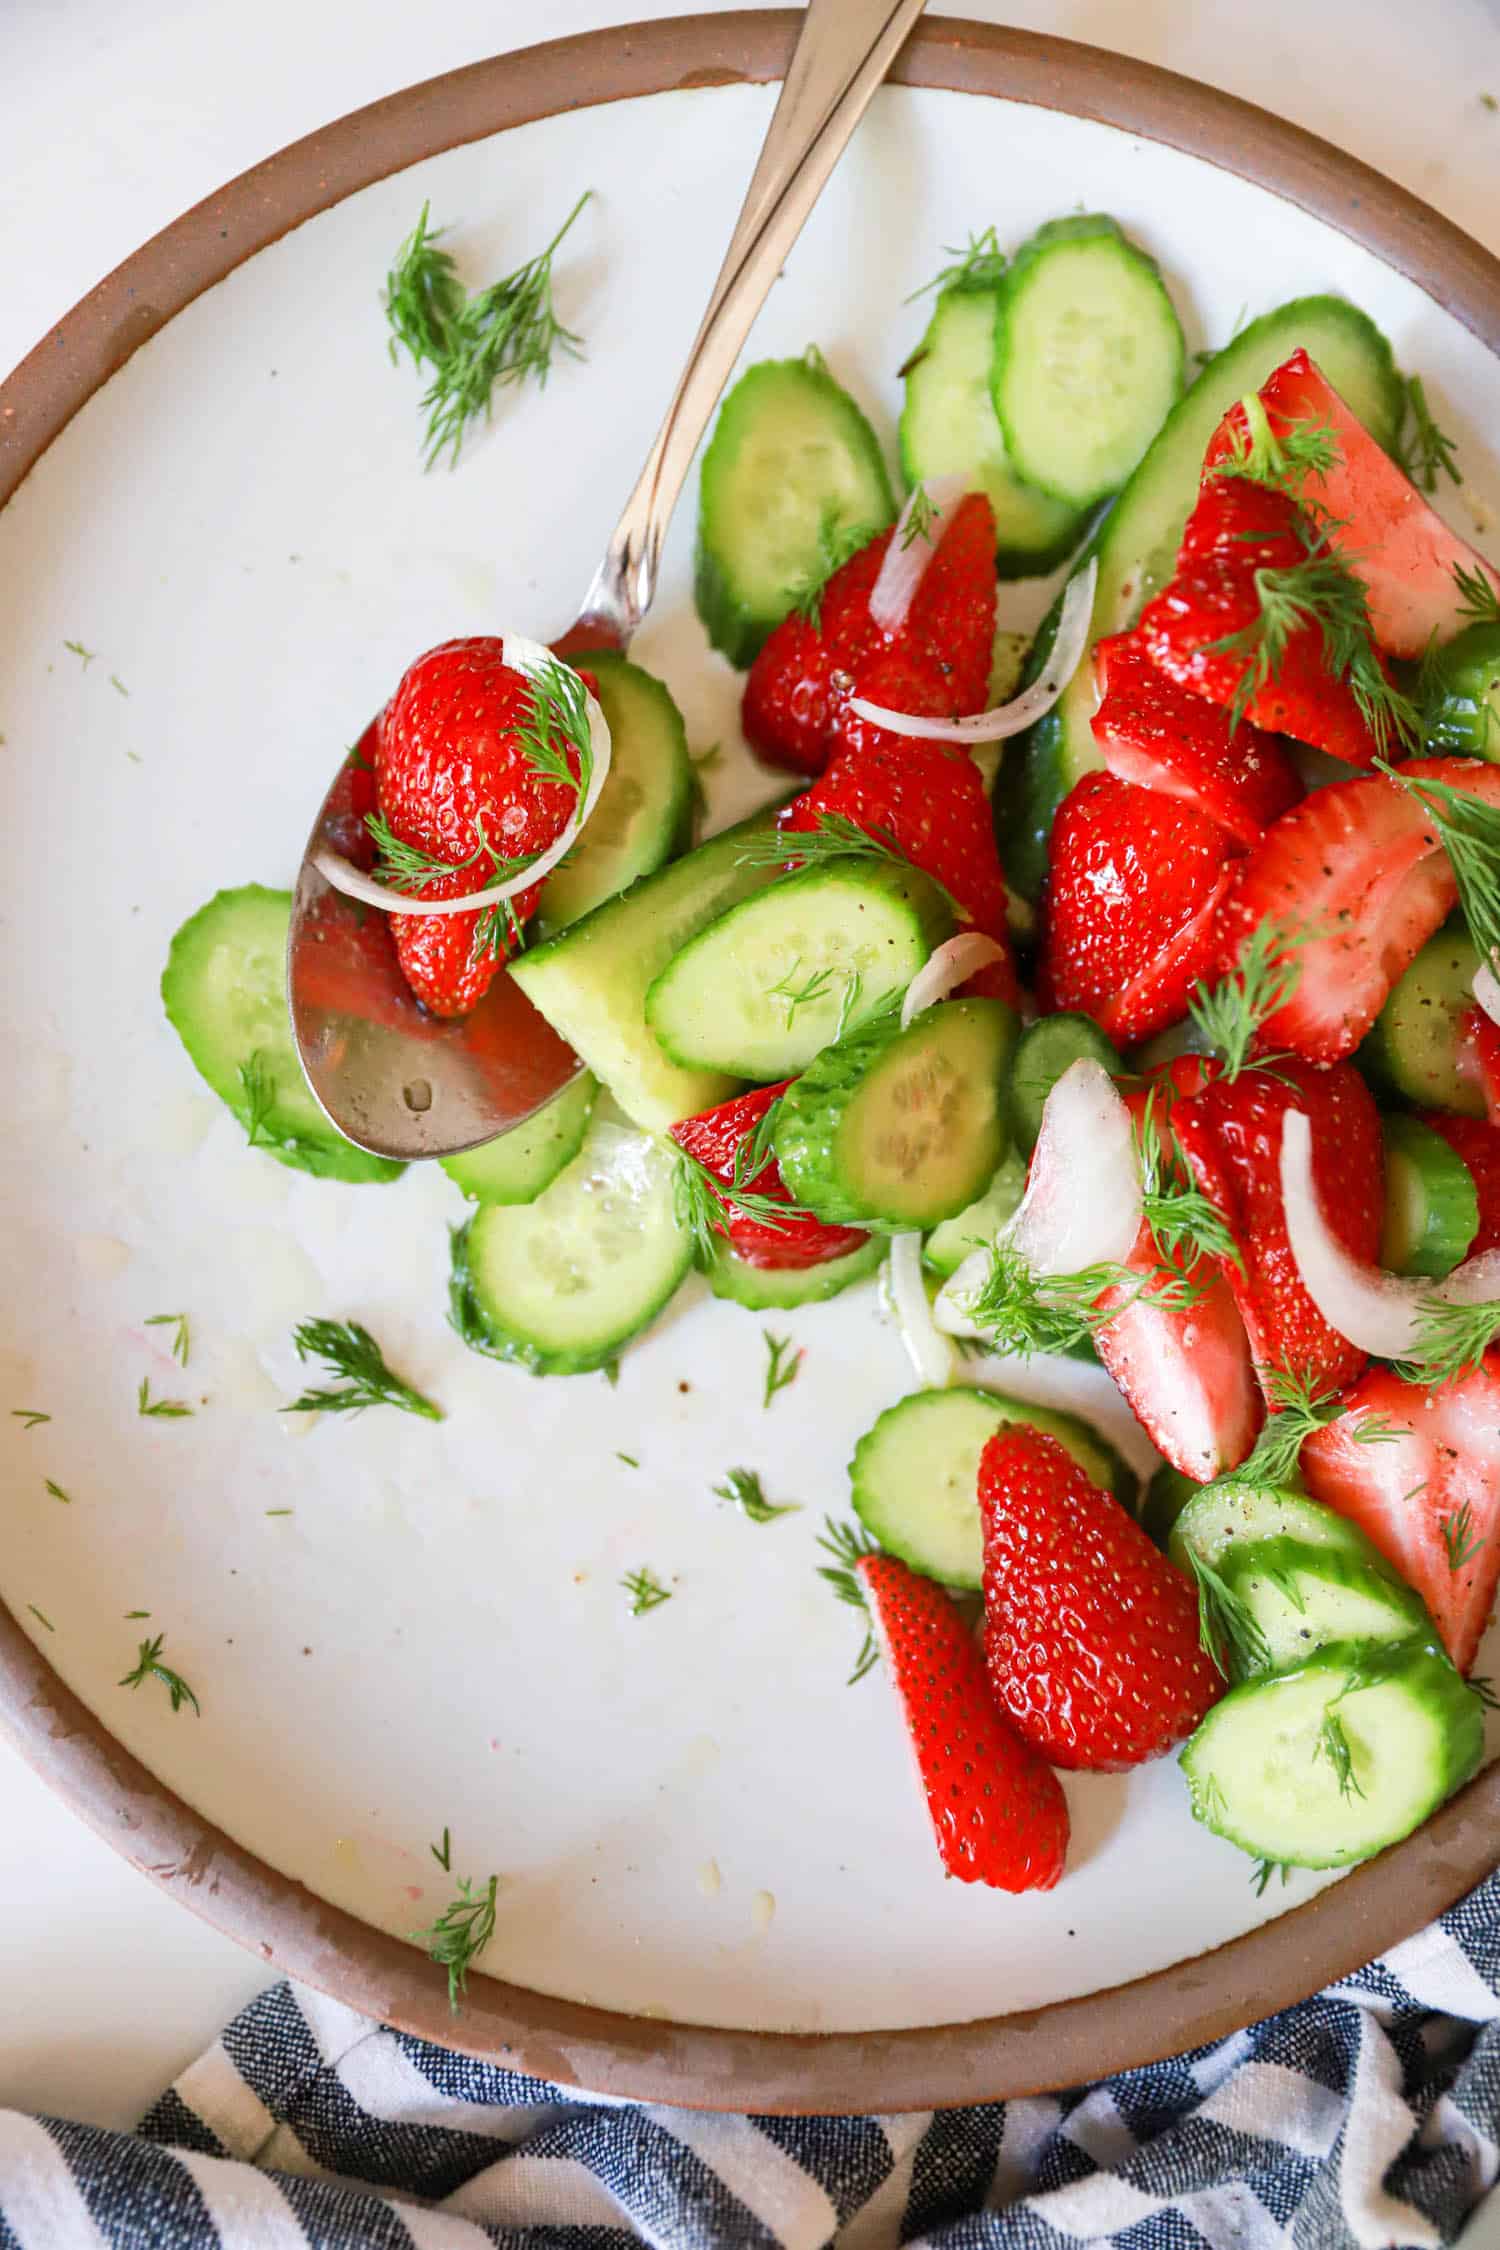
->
xmin=5 ymin=1871 xmax=1500 ymax=2249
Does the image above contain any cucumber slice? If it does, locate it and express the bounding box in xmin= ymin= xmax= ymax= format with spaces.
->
xmin=511 ymin=805 xmax=790 ymax=1132
xmin=924 ymin=1147 xmax=1026 ymax=1279
xmin=1361 ymin=924 xmax=1485 ymax=1117
xmin=1170 ymin=1482 xmax=1373 ymax=1575
xmin=449 ymin=1116 xmax=692 ymax=1375
xmin=694 ymin=352 xmax=895 ymax=668
xmin=1010 ymin=1013 xmax=1123 ymax=1153
xmin=1379 ymin=1114 xmax=1479 ymax=1278
xmin=161 ymin=884 xmax=403 ymax=1185
xmin=1181 ymin=1639 xmax=1483 ymax=1869
xmin=1221 ymin=1535 xmax=1430 ymax=1674
xmin=1009 ymin=296 xmax=1403 ymax=888
xmin=644 ymin=860 xmax=953 ymax=1080
xmin=705 ymin=1233 xmax=886 ymax=1310
xmin=439 ymin=1072 xmax=596 ymax=1205
xmin=992 ymin=216 xmax=1185 ymax=509
xmin=850 ymin=1384 xmax=1134 ymax=1589
xmin=1419 ymin=620 xmax=1500 ymax=760
xmin=774 ymin=998 xmax=1016 ymax=1230
xmin=531 ymin=653 xmax=692 ymax=939
xmin=899 ymin=284 xmax=1084 ymax=577
xmin=1138 ymin=1460 xmax=1200 ymax=1551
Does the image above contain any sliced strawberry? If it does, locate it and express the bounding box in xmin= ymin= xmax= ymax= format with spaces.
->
xmin=1301 ymin=1355 xmax=1500 ymax=1671
xmin=1039 ymin=771 xmax=1240 ymax=1043
xmin=784 ymin=735 xmax=1020 ymax=1004
xmin=1173 ymin=1059 xmax=1383 ymax=1399
xmin=979 ymin=1429 xmax=1221 ymax=1769
xmin=1213 ymin=759 xmax=1500 ymax=1064
xmin=670 ymin=1083 xmax=868 ymax=1269
xmin=856 ymin=1551 xmax=1069 ymax=1892
xmin=743 ymin=495 xmax=999 ymax=778
xmin=1206 ymin=350 xmax=1500 ymax=659
xmin=1418 ymin=1112 xmax=1500 ymax=1254
xmin=1139 ymin=478 xmax=1387 ymax=768
xmin=1092 ymin=1085 xmax=1262 ymax=1482
xmin=1090 ymin=631 xmax=1303 ymax=847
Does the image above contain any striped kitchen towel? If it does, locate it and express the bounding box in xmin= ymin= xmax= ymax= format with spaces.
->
xmin=4 ymin=1870 xmax=1500 ymax=2249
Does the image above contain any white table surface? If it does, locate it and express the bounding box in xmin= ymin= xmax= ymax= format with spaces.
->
xmin=5 ymin=0 xmax=1500 ymax=2175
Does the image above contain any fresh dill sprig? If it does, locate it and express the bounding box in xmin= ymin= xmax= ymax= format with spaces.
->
xmin=283 ymin=1318 xmax=442 ymax=1420
xmin=1469 ymin=1673 xmax=1500 ymax=1710
xmin=138 ymin=1379 xmax=192 ymax=1419
xmin=672 ymin=1105 xmax=809 ymax=1265
xmin=907 ymin=225 xmax=1006 ymax=300
xmin=1379 ymin=757 xmax=1500 ymax=979
xmin=414 ymin=1872 xmax=499 ymax=2010
xmin=119 ymin=1634 xmax=200 ymax=1715
xmin=899 ymin=484 xmax=939 ymax=549
xmin=1452 ymin=559 xmax=1500 ymax=626
xmin=1400 ymin=1293 xmax=1500 ymax=1390
xmin=44 ymin=1480 xmax=71 ymax=1504
xmin=1212 ymin=399 xmax=1340 ymax=496
xmin=615 ymin=1451 xmax=639 ymax=1469
xmin=430 ymin=1826 xmax=452 ymax=1871
xmin=1188 ymin=919 xmax=1309 ymax=1080
xmin=384 ymin=192 xmax=593 ymax=467
xmin=835 ymin=971 xmax=864 ymax=1043
xmin=735 ymin=812 xmax=963 ymax=919
xmin=816 ymin=1516 xmax=880 ymax=1684
xmin=788 ymin=506 xmax=876 ymax=627
xmin=762 ymin=1331 xmax=803 ymax=1409
xmin=1186 ymin=1547 xmax=1270 ymax=1678
xmin=1316 ymin=1710 xmax=1365 ymax=1800
xmin=713 ymin=1466 xmax=799 ymax=1524
xmin=621 ymin=1566 xmax=671 ymax=1615
xmin=11 ymin=1409 xmax=49 ymax=1430
xmin=1440 ymin=1500 xmax=1486 ymax=1574
xmin=365 ymin=812 xmax=485 ymax=892
xmin=960 ymin=1242 xmax=1205 ymax=1358
xmin=1231 ymin=1364 xmax=1399 ymax=1489
xmin=27 ymin=1607 xmax=54 ymax=1633
xmin=766 ymin=959 xmax=841 ymax=1025
xmin=63 ymin=639 xmax=96 ymax=668
xmin=145 ymin=1313 xmax=191 ymax=1368
xmin=239 ymin=1050 xmax=277 ymax=1147
xmin=1250 ymin=1857 xmax=1292 ymax=1897
xmin=1136 ymin=1106 xmax=1243 ymax=1274
xmin=1394 ymin=374 xmax=1462 ymax=493
xmin=513 ymin=658 xmax=593 ymax=802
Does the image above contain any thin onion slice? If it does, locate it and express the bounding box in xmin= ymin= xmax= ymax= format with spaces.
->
xmin=890 ymin=1228 xmax=956 ymax=1388
xmin=901 ymin=933 xmax=1004 ymax=1028
xmin=313 ymin=636 xmax=612 ymax=918
xmin=1280 ymin=1108 xmax=1500 ymax=1356
xmin=1475 ymin=959 xmax=1500 ymax=1029
xmin=868 ymin=472 xmax=973 ymax=637
xmin=848 ymin=557 xmax=1098 ymax=743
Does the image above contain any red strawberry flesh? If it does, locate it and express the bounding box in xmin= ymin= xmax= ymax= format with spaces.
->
xmin=1090 ymin=631 xmax=1303 ymax=847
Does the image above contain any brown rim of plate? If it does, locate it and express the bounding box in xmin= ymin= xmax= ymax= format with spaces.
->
xmin=3 ymin=12 xmax=1500 ymax=2114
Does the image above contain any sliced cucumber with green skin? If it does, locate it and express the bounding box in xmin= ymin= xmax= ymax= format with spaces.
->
xmin=1170 ymin=1482 xmax=1373 ymax=1575
xmin=694 ymin=352 xmax=895 ymax=668
xmin=850 ymin=1385 xmax=1134 ymax=1589
xmin=992 ymin=216 xmax=1185 ymax=510
xmin=1138 ymin=1460 xmax=1200 ymax=1551
xmin=1379 ymin=1114 xmax=1479 ymax=1277
xmin=449 ymin=1117 xmax=692 ymax=1375
xmin=644 ymin=860 xmax=952 ymax=1080
xmin=531 ymin=653 xmax=692 ymax=939
xmin=1221 ymin=1535 xmax=1430 ymax=1675
xmin=511 ymin=804 xmax=791 ymax=1133
xmin=439 ymin=1072 xmax=596 ymax=1206
xmin=705 ymin=1233 xmax=886 ymax=1311
xmin=1010 ymin=1014 xmax=1123 ymax=1153
xmin=1007 ymin=296 xmax=1403 ymax=894
xmin=1181 ymin=1638 xmax=1483 ymax=1869
xmin=161 ymin=885 xmax=403 ymax=1185
xmin=1419 ymin=620 xmax=1500 ymax=760
xmin=924 ymin=1147 xmax=1026 ymax=1279
xmin=1360 ymin=924 xmax=1484 ymax=1117
xmin=774 ymin=998 xmax=1016 ymax=1230
xmin=899 ymin=284 xmax=1084 ymax=577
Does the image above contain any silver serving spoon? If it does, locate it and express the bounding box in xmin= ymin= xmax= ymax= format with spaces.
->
xmin=288 ymin=0 xmax=928 ymax=1161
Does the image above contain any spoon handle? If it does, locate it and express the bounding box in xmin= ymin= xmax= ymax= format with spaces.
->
xmin=565 ymin=0 xmax=928 ymax=651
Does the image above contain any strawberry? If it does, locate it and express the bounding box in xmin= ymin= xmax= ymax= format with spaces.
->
xmin=1039 ymin=771 xmax=1241 ymax=1042
xmin=1213 ymin=759 xmax=1500 ymax=1064
xmin=782 ymin=735 xmax=1020 ymax=1004
xmin=979 ymin=1430 xmax=1221 ymax=1769
xmin=1418 ymin=1112 xmax=1500 ymax=1254
xmin=1205 ymin=350 xmax=1500 ymax=659
xmin=1301 ymin=1354 xmax=1500 ymax=1672
xmin=856 ymin=1551 xmax=1069 ymax=1891
xmin=1092 ymin=1084 xmax=1262 ymax=1483
xmin=1172 ymin=1058 xmax=1383 ymax=1398
xmin=742 ymin=495 xmax=998 ymax=778
xmin=1463 ymin=1005 xmax=1500 ymax=1126
xmin=1090 ymin=631 xmax=1302 ymax=847
xmin=1139 ymin=475 xmax=1387 ymax=768
xmin=375 ymin=638 xmax=584 ymax=1016
xmin=670 ymin=1083 xmax=868 ymax=1269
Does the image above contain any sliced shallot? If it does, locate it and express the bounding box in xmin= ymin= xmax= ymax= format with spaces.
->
xmin=1474 ymin=959 xmax=1500 ymax=1030
xmin=900 ymin=933 xmax=1004 ymax=1027
xmin=848 ymin=557 xmax=1098 ymax=743
xmin=868 ymin=472 xmax=973 ymax=636
xmin=313 ymin=634 xmax=612 ymax=917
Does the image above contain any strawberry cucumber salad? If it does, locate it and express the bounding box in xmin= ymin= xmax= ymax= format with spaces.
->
xmin=163 ymin=212 xmax=1500 ymax=1900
